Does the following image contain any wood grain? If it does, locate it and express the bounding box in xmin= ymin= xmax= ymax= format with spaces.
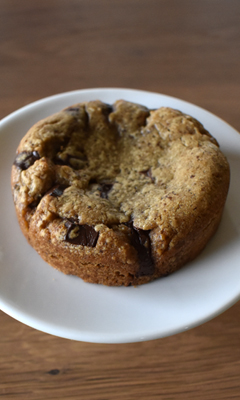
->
xmin=1 ymin=0 xmax=240 ymax=398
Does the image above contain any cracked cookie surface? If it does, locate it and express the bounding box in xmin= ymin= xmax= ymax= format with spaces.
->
xmin=11 ymin=100 xmax=230 ymax=286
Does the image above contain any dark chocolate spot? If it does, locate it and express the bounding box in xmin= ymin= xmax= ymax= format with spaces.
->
xmin=126 ymin=221 xmax=154 ymax=277
xmin=65 ymin=106 xmax=89 ymax=126
xmin=98 ymin=183 xmax=113 ymax=199
xmin=65 ymin=106 xmax=80 ymax=116
xmin=14 ymin=151 xmax=40 ymax=170
xmin=64 ymin=221 xmax=99 ymax=247
xmin=48 ymin=184 xmax=68 ymax=197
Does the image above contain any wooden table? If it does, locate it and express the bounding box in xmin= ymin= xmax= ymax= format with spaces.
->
xmin=1 ymin=1 xmax=240 ymax=398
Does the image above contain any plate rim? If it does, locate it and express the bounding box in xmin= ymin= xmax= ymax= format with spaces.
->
xmin=1 ymin=87 xmax=240 ymax=343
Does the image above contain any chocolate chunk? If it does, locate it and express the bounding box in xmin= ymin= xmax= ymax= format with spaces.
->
xmin=64 ymin=221 xmax=99 ymax=247
xmin=14 ymin=151 xmax=40 ymax=170
xmin=65 ymin=107 xmax=80 ymax=117
xmin=98 ymin=183 xmax=113 ymax=199
xmin=65 ymin=106 xmax=89 ymax=125
xmin=127 ymin=221 xmax=154 ymax=277
xmin=48 ymin=184 xmax=68 ymax=197
xmin=65 ymin=106 xmax=80 ymax=112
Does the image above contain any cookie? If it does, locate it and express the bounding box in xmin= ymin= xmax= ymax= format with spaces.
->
xmin=11 ymin=100 xmax=230 ymax=286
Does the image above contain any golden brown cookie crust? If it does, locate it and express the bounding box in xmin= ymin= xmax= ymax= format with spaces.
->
xmin=11 ymin=100 xmax=230 ymax=286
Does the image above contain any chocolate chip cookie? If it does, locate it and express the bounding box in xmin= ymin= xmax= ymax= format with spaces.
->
xmin=11 ymin=100 xmax=230 ymax=286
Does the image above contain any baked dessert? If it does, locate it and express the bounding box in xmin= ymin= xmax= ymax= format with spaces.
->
xmin=11 ymin=100 xmax=230 ymax=286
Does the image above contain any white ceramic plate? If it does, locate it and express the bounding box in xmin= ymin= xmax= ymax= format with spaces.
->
xmin=1 ymin=88 xmax=240 ymax=343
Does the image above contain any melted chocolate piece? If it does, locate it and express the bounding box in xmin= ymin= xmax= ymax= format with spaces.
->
xmin=14 ymin=151 xmax=40 ymax=170
xmin=64 ymin=221 xmax=99 ymax=247
xmin=127 ymin=221 xmax=154 ymax=277
xmin=65 ymin=106 xmax=80 ymax=114
xmin=65 ymin=106 xmax=89 ymax=126
xmin=98 ymin=183 xmax=113 ymax=199
xmin=48 ymin=184 xmax=68 ymax=197
xmin=64 ymin=107 xmax=82 ymax=120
